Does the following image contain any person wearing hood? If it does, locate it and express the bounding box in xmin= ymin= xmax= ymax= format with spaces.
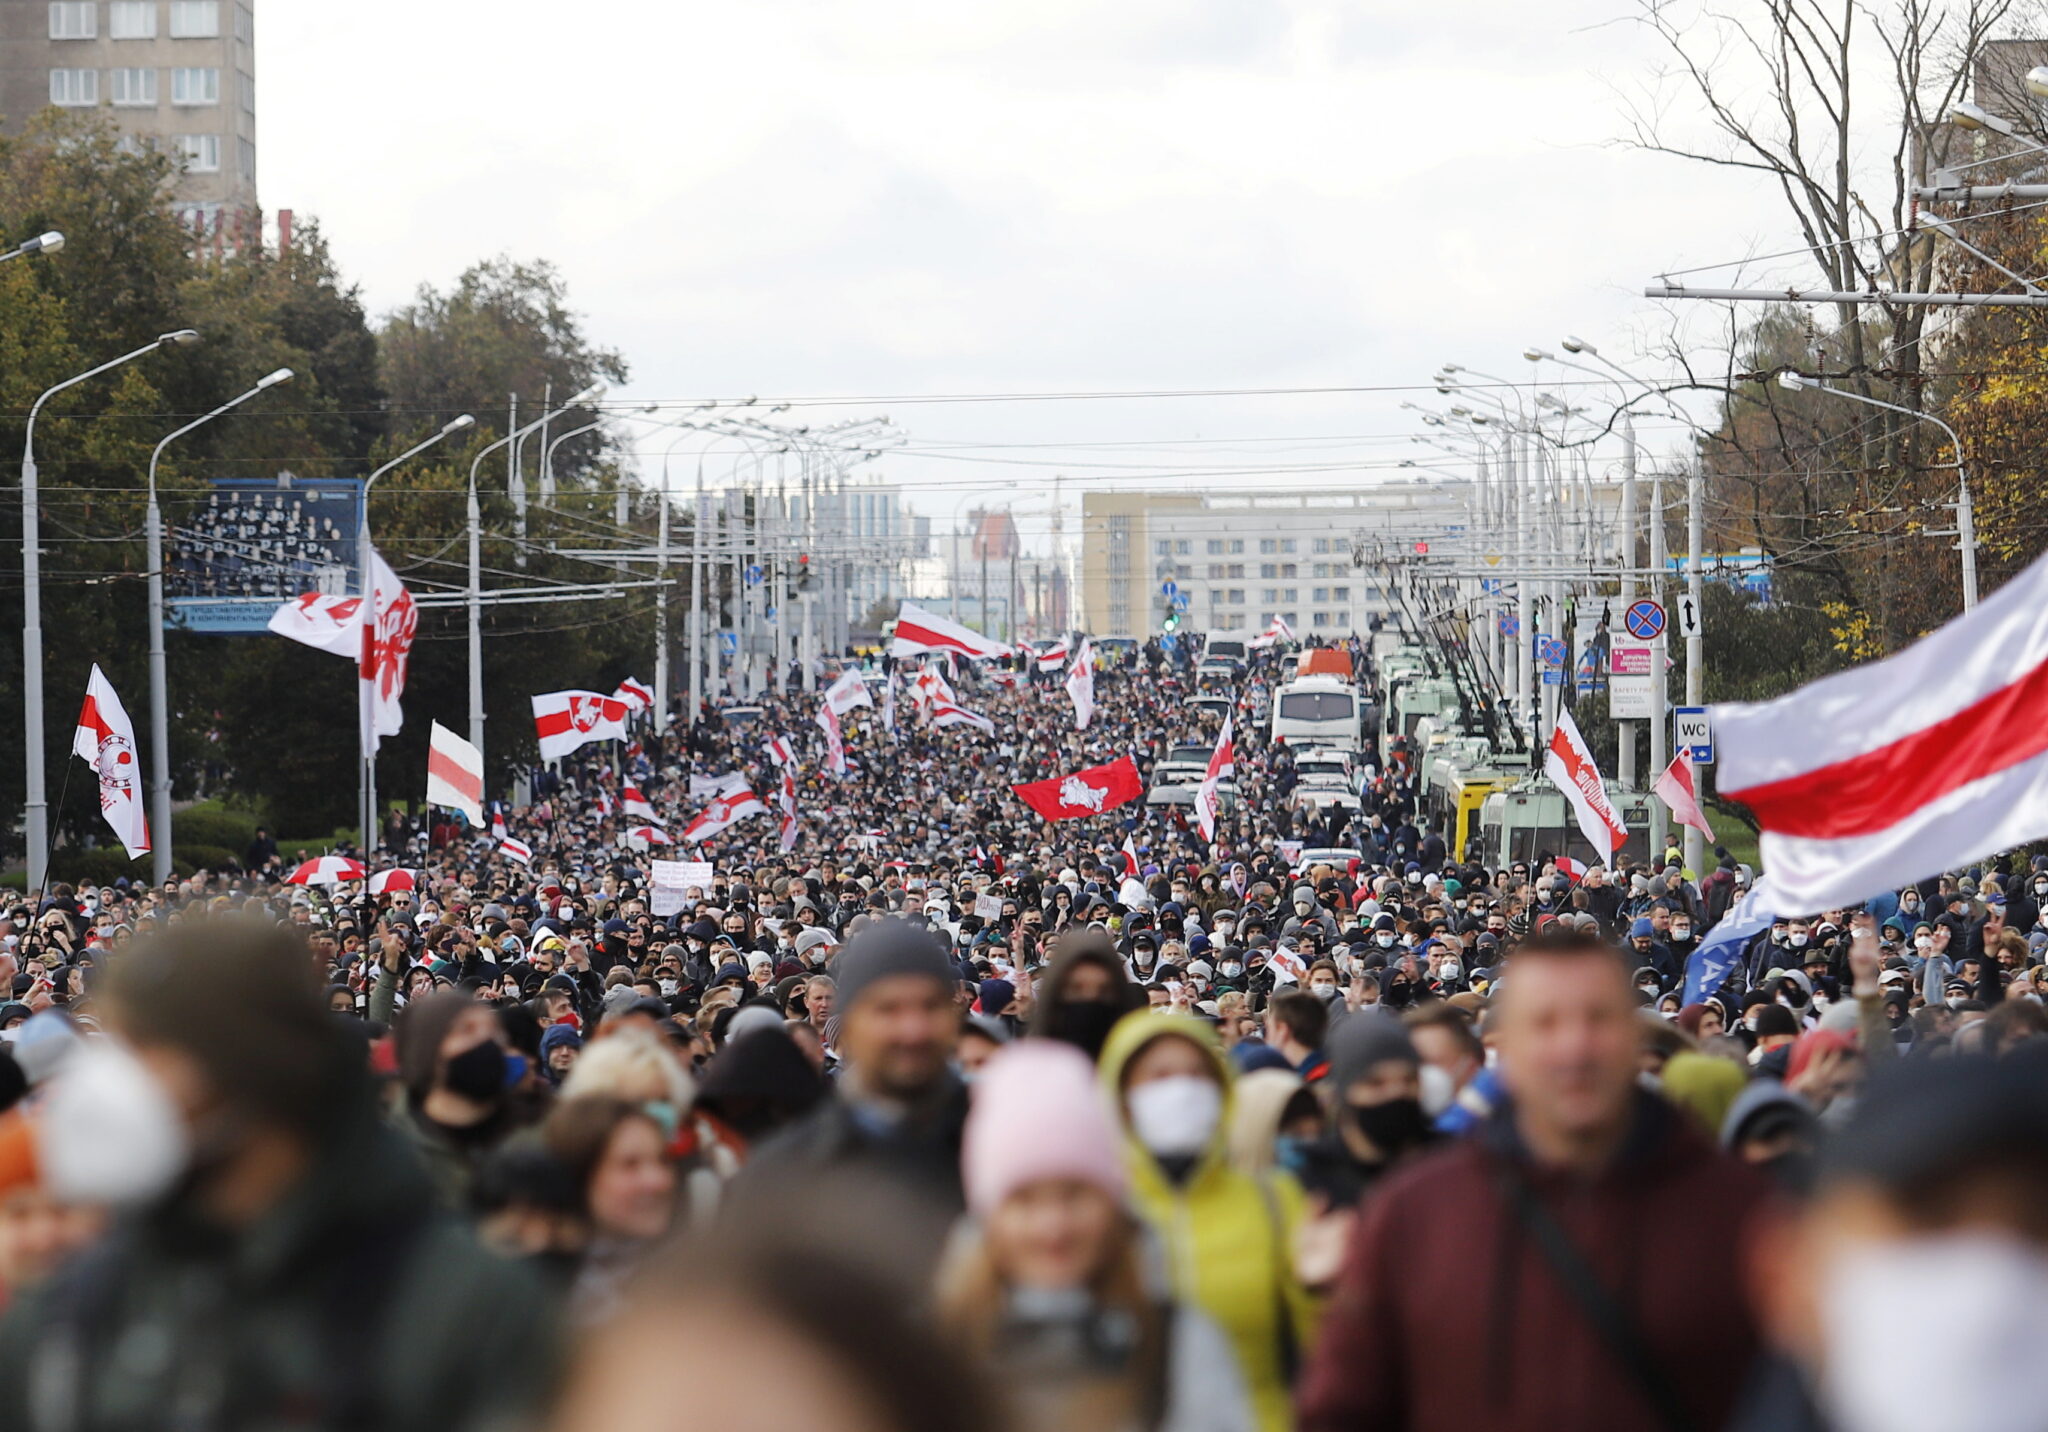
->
xmin=1032 ymin=929 xmax=1146 ymax=1063
xmin=1627 ymin=918 xmax=1677 ymax=988
xmin=1098 ymin=1012 xmax=1316 ymax=1432
xmin=395 ymin=988 xmax=531 ymax=1209
xmin=0 ymin=918 xmax=553 ymax=1432
xmin=941 ymin=1041 xmax=1256 ymax=1432
xmin=540 ymin=1022 xmax=583 ymax=1086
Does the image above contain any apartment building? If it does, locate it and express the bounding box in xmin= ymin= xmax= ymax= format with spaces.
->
xmin=0 ymin=0 xmax=257 ymax=226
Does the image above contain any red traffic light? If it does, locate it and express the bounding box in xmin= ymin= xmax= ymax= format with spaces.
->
xmin=1413 ymin=540 xmax=1430 ymax=555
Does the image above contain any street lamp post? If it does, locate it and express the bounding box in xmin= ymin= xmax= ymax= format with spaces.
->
xmin=360 ymin=415 xmax=475 ymax=853
xmin=23 ymin=329 xmax=200 ymax=892
xmin=0 ymin=232 xmax=63 ymax=265
xmin=145 ymin=367 xmax=294 ymax=883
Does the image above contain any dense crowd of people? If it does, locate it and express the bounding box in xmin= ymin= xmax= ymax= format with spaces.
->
xmin=0 ymin=634 xmax=2037 ymax=1432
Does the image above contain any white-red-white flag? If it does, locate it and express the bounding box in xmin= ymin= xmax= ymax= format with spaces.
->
xmin=613 ymin=676 xmax=654 ymax=713
xmin=1120 ymin=834 xmax=1141 ymax=880
xmin=490 ymin=809 xmax=508 ymax=842
xmin=621 ymin=784 xmax=657 ymax=821
xmin=498 ymin=835 xmax=533 ymax=865
xmin=531 ymin=690 xmax=630 ymax=761
xmin=1036 ymin=636 xmax=1072 ymax=674
xmin=271 ymin=548 xmax=414 ymax=747
xmin=1249 ymin=615 xmax=1295 ymax=650
xmin=817 ymin=701 xmax=847 ymax=776
xmin=765 ymin=735 xmax=796 ymax=768
xmin=931 ymin=700 xmax=996 ymax=736
xmin=823 ymin=668 xmax=872 ymax=716
xmin=778 ymin=770 xmax=799 ymax=853
xmin=425 ymin=722 xmax=484 ymax=828
xmin=888 ymin=601 xmax=1011 ymax=661
xmin=1653 ymin=753 xmax=1717 ymax=843
xmin=1066 ymin=639 xmax=1096 ymax=731
xmin=909 ymin=667 xmax=956 ymax=715
xmin=1712 ymin=549 xmax=2048 ymax=909
xmin=1544 ymin=708 xmax=1627 ymax=857
xmin=1195 ymin=715 xmax=1235 ymax=842
xmin=1268 ymin=944 xmax=1308 ymax=986
xmin=625 ymin=823 xmax=672 ymax=848
xmin=684 ymin=788 xmax=767 ymax=843
xmin=72 ymin=665 xmax=149 ymax=859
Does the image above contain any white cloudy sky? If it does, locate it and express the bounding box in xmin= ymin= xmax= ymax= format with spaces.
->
xmin=261 ymin=0 xmax=1885 ymax=550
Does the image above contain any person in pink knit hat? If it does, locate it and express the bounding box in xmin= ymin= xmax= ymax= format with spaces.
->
xmin=940 ymin=1041 xmax=1254 ymax=1432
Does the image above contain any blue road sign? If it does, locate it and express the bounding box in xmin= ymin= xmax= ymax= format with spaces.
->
xmin=1174 ymin=593 xmax=1191 ymax=611
xmin=1498 ymin=613 xmax=1520 ymax=637
xmin=1674 ymin=706 xmax=1714 ymax=764
xmin=1624 ymin=599 xmax=1667 ymax=641
xmin=745 ymin=564 xmax=764 ymax=587
xmin=1480 ymin=578 xmax=1503 ymax=595
xmin=1542 ymin=668 xmax=1564 ymax=685
xmin=718 ymin=631 xmax=739 ymax=656
xmin=1161 ymin=580 xmax=1179 ymax=598
xmin=1535 ymin=634 xmax=1567 ymax=667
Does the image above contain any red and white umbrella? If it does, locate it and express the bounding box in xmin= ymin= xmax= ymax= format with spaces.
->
xmin=367 ymin=868 xmax=418 ymax=895
xmin=285 ymin=856 xmax=366 ymax=887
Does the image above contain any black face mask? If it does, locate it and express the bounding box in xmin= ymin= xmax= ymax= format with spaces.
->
xmin=443 ymin=1040 xmax=507 ymax=1103
xmin=1382 ymin=980 xmax=1414 ymax=1010
xmin=1349 ymin=1098 xmax=1430 ymax=1157
xmin=1042 ymin=1000 xmax=1124 ymax=1061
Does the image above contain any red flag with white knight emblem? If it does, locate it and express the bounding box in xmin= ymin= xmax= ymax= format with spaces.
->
xmin=1010 ymin=756 xmax=1143 ymax=822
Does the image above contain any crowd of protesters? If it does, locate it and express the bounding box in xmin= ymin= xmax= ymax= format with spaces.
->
xmin=0 ymin=634 xmax=2036 ymax=1432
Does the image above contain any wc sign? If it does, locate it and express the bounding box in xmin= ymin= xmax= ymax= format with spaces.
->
xmin=1674 ymin=706 xmax=1714 ymax=764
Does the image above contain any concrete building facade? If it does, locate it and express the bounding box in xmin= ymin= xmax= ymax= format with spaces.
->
xmin=0 ymin=0 xmax=257 ymax=226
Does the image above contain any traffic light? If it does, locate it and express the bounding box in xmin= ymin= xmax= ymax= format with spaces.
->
xmin=796 ymin=553 xmax=814 ymax=595
xmin=1163 ymin=611 xmax=1180 ymax=632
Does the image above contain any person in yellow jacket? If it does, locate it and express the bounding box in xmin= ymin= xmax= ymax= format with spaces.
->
xmin=1099 ymin=1012 xmax=1319 ymax=1432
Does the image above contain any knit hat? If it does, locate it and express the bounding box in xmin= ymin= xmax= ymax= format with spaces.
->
xmin=833 ymin=918 xmax=956 ymax=1013
xmin=977 ymin=978 xmax=1016 ymax=1014
xmin=962 ymin=1041 xmax=1126 ymax=1215
xmin=1327 ymin=1011 xmax=1418 ymax=1094
xmin=726 ymin=1004 xmax=786 ymax=1043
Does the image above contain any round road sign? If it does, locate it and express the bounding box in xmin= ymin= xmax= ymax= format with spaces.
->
xmin=1624 ymin=599 xmax=1667 ymax=641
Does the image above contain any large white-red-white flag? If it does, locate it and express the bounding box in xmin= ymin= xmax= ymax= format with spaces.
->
xmin=531 ymin=690 xmax=630 ymax=761
xmin=1249 ymin=615 xmax=1296 ymax=650
xmin=909 ymin=667 xmax=956 ymax=715
xmin=1544 ymin=708 xmax=1627 ymax=857
xmin=823 ymin=667 xmax=872 ymax=716
xmin=613 ymin=676 xmax=654 ymax=713
xmin=1653 ymin=753 xmax=1716 ymax=842
xmin=1716 ymin=551 xmax=2048 ymax=910
xmin=498 ymin=835 xmax=533 ymax=865
xmin=621 ymin=784 xmax=657 ymax=821
xmin=684 ymin=787 xmax=768 ymax=843
xmin=778 ymin=770 xmax=799 ymax=853
xmin=888 ymin=601 xmax=1012 ymax=662
xmin=1196 ymin=716 xmax=1236 ymax=842
xmin=1066 ymin=639 xmax=1096 ymax=731
xmin=268 ymin=547 xmax=415 ymax=747
xmin=931 ymin=700 xmax=996 ymax=736
xmin=1035 ymin=636 xmax=1072 ymax=673
xmin=425 ymin=722 xmax=484 ymax=828
xmin=817 ymin=701 xmax=848 ymax=777
xmin=73 ymin=665 xmax=149 ymax=859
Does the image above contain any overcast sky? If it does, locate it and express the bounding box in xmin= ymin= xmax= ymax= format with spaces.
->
xmin=263 ymin=0 xmax=1829 ymax=550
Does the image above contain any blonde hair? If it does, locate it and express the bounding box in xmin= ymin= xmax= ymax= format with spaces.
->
xmin=560 ymin=1028 xmax=693 ymax=1107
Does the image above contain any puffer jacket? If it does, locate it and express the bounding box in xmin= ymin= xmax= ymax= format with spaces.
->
xmin=1100 ymin=1014 xmax=1319 ymax=1432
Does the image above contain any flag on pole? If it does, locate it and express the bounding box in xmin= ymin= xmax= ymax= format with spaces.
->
xmin=888 ymin=601 xmax=1012 ymax=661
xmin=765 ymin=735 xmax=796 ymax=768
xmin=612 ymin=676 xmax=654 ymax=713
xmin=930 ymin=700 xmax=996 ymax=736
xmin=72 ymin=665 xmax=149 ymax=859
xmin=817 ymin=702 xmax=848 ymax=777
xmin=1119 ymin=834 xmax=1141 ymax=880
xmin=823 ymin=667 xmax=872 ymax=715
xmin=1544 ymin=708 xmax=1627 ymax=857
xmin=1011 ymin=756 xmax=1145 ymax=822
xmin=1035 ymin=635 xmax=1072 ymax=673
xmin=1066 ymin=639 xmax=1096 ymax=731
xmin=1249 ymin=615 xmax=1295 ymax=650
xmin=1195 ymin=716 xmax=1236 ymax=842
xmin=490 ymin=807 xmax=508 ymax=842
xmin=424 ymin=722 xmax=484 ymax=828
xmin=1653 ymin=753 xmax=1717 ymax=842
xmin=778 ymin=770 xmax=799 ymax=853
xmin=1713 ymin=550 xmax=2048 ymax=911
xmin=909 ymin=667 xmax=957 ymax=715
xmin=625 ymin=823 xmax=672 ymax=847
xmin=498 ymin=835 xmax=533 ymax=865
xmin=621 ymin=784 xmax=657 ymax=821
xmin=272 ymin=549 xmax=413 ymax=746
xmin=531 ymin=691 xmax=631 ymax=761
xmin=684 ymin=787 xmax=768 ymax=843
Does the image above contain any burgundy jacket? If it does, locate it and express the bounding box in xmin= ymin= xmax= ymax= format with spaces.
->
xmin=1298 ymin=1091 xmax=1769 ymax=1432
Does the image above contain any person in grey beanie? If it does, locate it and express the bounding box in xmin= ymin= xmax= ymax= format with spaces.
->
xmin=729 ymin=918 xmax=970 ymax=1258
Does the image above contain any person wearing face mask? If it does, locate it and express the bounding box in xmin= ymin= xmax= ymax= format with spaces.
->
xmin=395 ymin=988 xmax=531 ymax=1209
xmin=1291 ymin=1013 xmax=1439 ymax=1226
xmin=942 ymin=1042 xmax=1257 ymax=1432
xmin=1736 ymin=1053 xmax=2048 ymax=1432
xmin=1032 ymin=930 xmax=1146 ymax=1064
xmin=1098 ymin=1013 xmax=1315 ymax=1432
xmin=0 ymin=918 xmax=553 ymax=1432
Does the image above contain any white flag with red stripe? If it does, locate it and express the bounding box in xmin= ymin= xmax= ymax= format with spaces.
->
xmin=778 ymin=770 xmax=799 ymax=853
xmin=823 ymin=667 xmax=872 ymax=715
xmin=270 ymin=549 xmax=413 ymax=747
xmin=765 ymin=735 xmax=796 ymax=768
xmin=1195 ymin=716 xmax=1235 ymax=842
xmin=498 ymin=835 xmax=533 ymax=865
xmin=621 ymin=784 xmax=657 ymax=821
xmin=1268 ymin=945 xmax=1308 ymax=986
xmin=888 ymin=601 xmax=1011 ymax=661
xmin=1120 ymin=834 xmax=1141 ymax=880
xmin=1066 ymin=639 xmax=1096 ymax=731
xmin=931 ymin=700 xmax=996 ymax=736
xmin=1716 ymin=552 xmax=2048 ymax=910
xmin=684 ymin=788 xmax=768 ymax=843
xmin=425 ymin=722 xmax=484 ymax=828
xmin=817 ymin=701 xmax=848 ymax=776
xmin=73 ymin=665 xmax=149 ymax=859
xmin=531 ymin=690 xmax=630 ymax=761
xmin=1653 ymin=753 xmax=1716 ymax=842
xmin=1249 ymin=615 xmax=1295 ymax=650
xmin=1036 ymin=635 xmax=1072 ymax=673
xmin=626 ymin=823 xmax=672 ymax=848
xmin=613 ymin=676 xmax=654 ymax=713
xmin=1545 ymin=708 xmax=1627 ymax=858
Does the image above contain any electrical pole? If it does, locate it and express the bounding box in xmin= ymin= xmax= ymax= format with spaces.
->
xmin=654 ymin=464 xmax=670 ymax=725
xmin=1959 ymin=478 xmax=1979 ymax=610
xmin=1616 ymin=413 xmax=1638 ymax=790
xmin=689 ymin=468 xmax=704 ymax=725
xmin=1648 ymin=472 xmax=1669 ymax=860
xmin=1683 ymin=460 xmax=1706 ymax=876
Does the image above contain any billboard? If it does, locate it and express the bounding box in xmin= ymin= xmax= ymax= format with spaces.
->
xmin=168 ymin=475 xmax=364 ymax=634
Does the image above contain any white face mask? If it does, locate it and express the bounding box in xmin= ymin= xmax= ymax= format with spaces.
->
xmin=1126 ymin=1075 xmax=1222 ymax=1158
xmin=1914 ymin=934 xmax=1934 ymax=950
xmin=1418 ymin=1061 xmax=1455 ymax=1117
xmin=37 ymin=1037 xmax=190 ymax=1207
xmin=1671 ymin=926 xmax=1692 ymax=941
xmin=1219 ymin=961 xmax=1244 ymax=979
xmin=1789 ymin=933 xmax=1810 ymax=949
xmin=1309 ymin=981 xmax=1338 ymax=998
xmin=1821 ymin=1233 xmax=2048 ymax=1432
xmin=1375 ymin=932 xmax=1397 ymax=948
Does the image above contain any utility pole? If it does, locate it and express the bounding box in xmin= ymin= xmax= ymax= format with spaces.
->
xmin=1648 ymin=473 xmax=1669 ymax=859
xmin=1683 ymin=460 xmax=1706 ymax=876
xmin=688 ymin=467 xmax=704 ymax=725
xmin=654 ymin=464 xmax=671 ymax=725
xmin=1958 ymin=479 xmax=1980 ymax=610
xmin=1616 ymin=414 xmax=1638 ymax=790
